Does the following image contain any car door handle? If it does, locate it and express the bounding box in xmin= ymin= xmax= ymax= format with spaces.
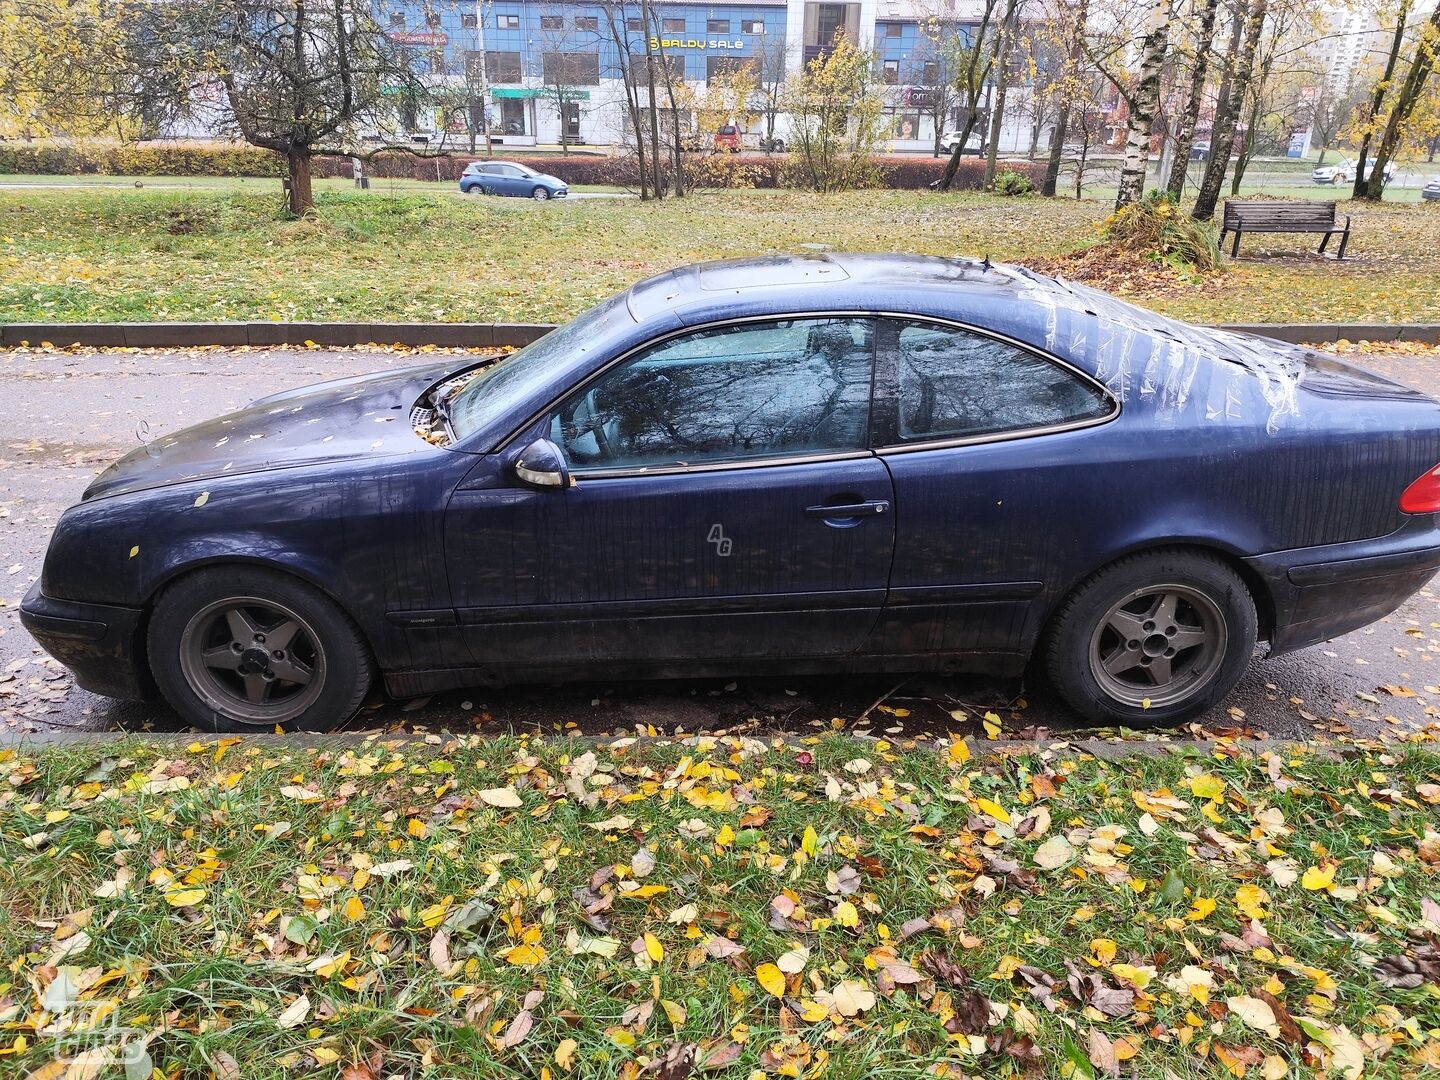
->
xmin=804 ymin=500 xmax=890 ymax=519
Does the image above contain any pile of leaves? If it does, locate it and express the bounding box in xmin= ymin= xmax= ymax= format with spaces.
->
xmin=1 ymin=734 xmax=1438 ymax=1079
xmin=1030 ymin=192 xmax=1224 ymax=294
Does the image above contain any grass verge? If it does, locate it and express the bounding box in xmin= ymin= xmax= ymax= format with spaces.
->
xmin=3 ymin=188 xmax=1440 ymax=328
xmin=1 ymin=734 xmax=1438 ymax=1078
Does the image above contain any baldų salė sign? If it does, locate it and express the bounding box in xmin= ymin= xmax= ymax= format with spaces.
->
xmin=648 ymin=37 xmax=747 ymax=50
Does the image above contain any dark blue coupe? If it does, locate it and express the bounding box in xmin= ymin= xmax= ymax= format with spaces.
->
xmin=22 ymin=255 xmax=1440 ymax=731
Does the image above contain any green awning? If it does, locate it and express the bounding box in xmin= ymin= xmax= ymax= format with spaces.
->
xmin=490 ymin=88 xmax=591 ymax=100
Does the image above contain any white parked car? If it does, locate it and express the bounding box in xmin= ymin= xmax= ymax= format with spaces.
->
xmin=1312 ymin=158 xmax=1396 ymax=186
xmin=1423 ymin=175 xmax=1440 ymax=201
xmin=939 ymin=130 xmax=984 ymax=155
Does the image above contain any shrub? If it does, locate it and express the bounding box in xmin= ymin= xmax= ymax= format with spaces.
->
xmin=0 ymin=139 xmax=1049 ymax=194
xmin=1101 ymin=190 xmax=1222 ymax=273
xmin=993 ymin=169 xmax=1034 ymax=196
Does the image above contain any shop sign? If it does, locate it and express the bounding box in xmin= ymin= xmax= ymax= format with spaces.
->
xmin=648 ymin=37 xmax=746 ymax=50
xmin=389 ymin=31 xmax=448 ymax=46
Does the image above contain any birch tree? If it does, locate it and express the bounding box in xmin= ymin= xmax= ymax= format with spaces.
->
xmin=1192 ymin=0 xmax=1268 ymax=221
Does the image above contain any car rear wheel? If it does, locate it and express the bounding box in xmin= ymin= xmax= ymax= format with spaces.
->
xmin=148 ymin=566 xmax=372 ymax=732
xmin=531 ymin=186 xmax=551 ymax=201
xmin=1042 ymin=550 xmax=1257 ymax=727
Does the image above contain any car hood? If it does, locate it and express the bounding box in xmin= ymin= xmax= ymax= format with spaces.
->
xmin=539 ymin=173 xmax=566 ymax=187
xmin=82 ymin=359 xmax=471 ymax=501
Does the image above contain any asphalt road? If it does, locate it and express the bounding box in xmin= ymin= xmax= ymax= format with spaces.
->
xmin=4 ymin=343 xmax=1440 ymax=743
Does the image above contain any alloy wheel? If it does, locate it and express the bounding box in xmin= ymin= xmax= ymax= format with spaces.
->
xmin=178 ymin=596 xmax=327 ymax=725
xmin=1087 ymin=584 xmax=1227 ymax=709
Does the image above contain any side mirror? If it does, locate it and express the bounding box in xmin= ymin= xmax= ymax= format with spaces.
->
xmin=514 ymin=438 xmax=571 ymax=489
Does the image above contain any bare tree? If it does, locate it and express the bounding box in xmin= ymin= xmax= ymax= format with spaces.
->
xmin=1192 ymin=0 xmax=1268 ymax=221
xmin=1041 ymin=0 xmax=1090 ymax=196
xmin=601 ymin=0 xmax=651 ymax=198
xmin=115 ymin=0 xmax=444 ymax=215
xmin=1164 ymin=0 xmax=1221 ymax=197
xmin=754 ymin=30 xmax=792 ymax=151
xmin=1360 ymin=4 xmax=1440 ymax=199
xmin=1352 ymin=0 xmax=1412 ymax=199
xmin=912 ymin=14 xmax=968 ymax=157
xmin=1087 ymin=0 xmax=1175 ymax=208
xmin=938 ymin=0 xmax=1003 ymax=190
xmin=983 ymin=0 xmax=1023 ymax=186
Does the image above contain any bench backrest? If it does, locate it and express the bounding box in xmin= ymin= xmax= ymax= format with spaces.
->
xmin=1222 ymin=200 xmax=1338 ymax=229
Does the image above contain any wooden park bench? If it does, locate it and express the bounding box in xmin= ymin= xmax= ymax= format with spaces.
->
xmin=1220 ymin=200 xmax=1352 ymax=259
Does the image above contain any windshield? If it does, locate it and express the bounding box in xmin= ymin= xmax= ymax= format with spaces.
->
xmin=513 ymin=163 xmax=537 ymax=177
xmin=447 ymin=292 xmax=634 ymax=442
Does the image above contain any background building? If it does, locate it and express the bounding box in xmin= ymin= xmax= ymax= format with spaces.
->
xmin=381 ymin=0 xmax=1037 ymax=151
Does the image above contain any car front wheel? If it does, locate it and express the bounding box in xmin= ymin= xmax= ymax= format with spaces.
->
xmin=532 ymin=186 xmax=551 ymax=201
xmin=148 ymin=566 xmax=372 ymax=732
xmin=1042 ymin=550 xmax=1257 ymax=727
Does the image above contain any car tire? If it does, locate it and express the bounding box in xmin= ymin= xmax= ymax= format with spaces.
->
xmin=147 ymin=566 xmax=373 ymax=733
xmin=531 ymin=186 xmax=551 ymax=201
xmin=1041 ymin=549 xmax=1257 ymax=727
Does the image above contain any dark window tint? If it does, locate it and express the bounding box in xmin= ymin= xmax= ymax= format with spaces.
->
xmin=540 ymin=15 xmax=563 ymax=29
xmin=663 ymin=17 xmax=685 ymax=32
xmin=575 ymin=15 xmax=598 ymax=30
xmin=389 ymin=13 xmax=404 ymax=27
xmin=626 ymin=18 xmax=643 ymax=31
xmin=889 ymin=320 xmax=1110 ymax=441
xmin=743 ymin=20 xmax=765 ymax=33
xmin=707 ymin=19 xmax=730 ymax=33
xmin=485 ymin=50 xmax=522 ymax=82
xmin=497 ymin=14 xmax=520 ymax=30
xmin=543 ymin=51 xmax=600 ymax=85
xmin=461 ymin=13 xmax=477 ymax=28
xmin=551 ymin=318 xmax=875 ymax=471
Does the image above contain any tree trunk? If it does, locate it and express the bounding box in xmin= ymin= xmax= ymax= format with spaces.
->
xmin=1192 ymin=0 xmax=1266 ymax=222
xmin=1115 ymin=0 xmax=1173 ymax=209
xmin=1165 ymin=0 xmax=1220 ymax=198
xmin=1353 ymin=2 xmax=1410 ymax=200
xmin=984 ymin=0 xmax=1021 ymax=188
xmin=1363 ymin=7 xmax=1440 ymax=199
xmin=286 ymin=145 xmax=313 ymax=215
xmin=938 ymin=0 xmax=999 ymax=190
xmin=1042 ymin=0 xmax=1087 ymax=198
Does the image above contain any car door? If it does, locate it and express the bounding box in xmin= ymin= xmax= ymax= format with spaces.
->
xmin=443 ymin=316 xmax=896 ymax=674
xmin=863 ymin=316 xmax=1118 ymax=663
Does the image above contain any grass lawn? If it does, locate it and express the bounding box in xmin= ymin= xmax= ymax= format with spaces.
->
xmin=1 ymin=734 xmax=1439 ymax=1078
xmin=2 ymin=186 xmax=1439 ymax=327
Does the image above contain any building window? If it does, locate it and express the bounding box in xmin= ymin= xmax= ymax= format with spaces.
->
xmin=885 ymin=23 xmax=902 ymax=38
xmin=575 ymin=15 xmax=598 ymax=30
xmin=742 ymin=20 xmax=764 ymax=34
xmin=882 ymin=59 xmax=899 ymax=85
xmin=707 ymin=19 xmax=730 ymax=33
xmin=389 ymin=13 xmax=404 ymax=28
xmin=485 ymin=50 xmax=523 ymax=83
xmin=464 ymin=51 xmax=484 ymax=79
xmin=496 ymin=13 xmax=520 ymax=30
xmin=429 ymin=49 xmax=445 ymax=74
xmin=540 ymin=15 xmax=563 ymax=30
xmin=663 ymin=17 xmax=685 ymax=32
xmin=922 ymin=60 xmax=939 ymax=85
xmin=425 ymin=11 xmax=441 ymax=28
xmin=626 ymin=18 xmax=643 ymax=31
xmin=707 ymin=55 xmax=753 ymax=83
xmin=543 ymin=51 xmax=601 ymax=86
xmin=461 ymin=13 xmax=477 ymax=28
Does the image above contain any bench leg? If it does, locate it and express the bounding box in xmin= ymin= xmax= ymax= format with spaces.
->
xmin=1318 ymin=232 xmax=1330 ymax=255
xmin=1230 ymin=227 xmax=1242 ymax=258
xmin=1336 ymin=224 xmax=1350 ymax=260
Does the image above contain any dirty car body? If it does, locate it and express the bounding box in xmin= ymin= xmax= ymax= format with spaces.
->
xmin=22 ymin=255 xmax=1440 ymax=731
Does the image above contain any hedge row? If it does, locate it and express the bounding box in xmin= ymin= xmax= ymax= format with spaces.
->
xmin=0 ymin=142 xmax=286 ymax=177
xmin=314 ymin=152 xmax=1047 ymax=191
xmin=0 ymin=141 xmax=1047 ymax=192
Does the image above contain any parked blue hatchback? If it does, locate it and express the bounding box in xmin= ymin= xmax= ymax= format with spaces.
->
xmin=459 ymin=160 xmax=569 ymax=200
xmin=22 ymin=255 xmax=1440 ymax=732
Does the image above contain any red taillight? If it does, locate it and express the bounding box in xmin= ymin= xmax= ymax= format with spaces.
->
xmin=1400 ymin=463 xmax=1440 ymax=513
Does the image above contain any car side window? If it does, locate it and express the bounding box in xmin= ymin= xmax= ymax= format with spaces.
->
xmin=549 ymin=318 xmax=875 ymax=471
xmin=887 ymin=319 xmax=1112 ymax=442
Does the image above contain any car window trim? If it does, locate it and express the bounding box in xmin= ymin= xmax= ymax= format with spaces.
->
xmin=497 ymin=312 xmax=882 ymax=475
xmin=868 ymin=313 xmax=1119 ymax=454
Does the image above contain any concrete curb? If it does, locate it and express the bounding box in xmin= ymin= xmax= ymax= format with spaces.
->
xmin=4 ymin=321 xmax=1440 ymax=350
xmin=0 ymin=322 xmax=555 ymax=349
